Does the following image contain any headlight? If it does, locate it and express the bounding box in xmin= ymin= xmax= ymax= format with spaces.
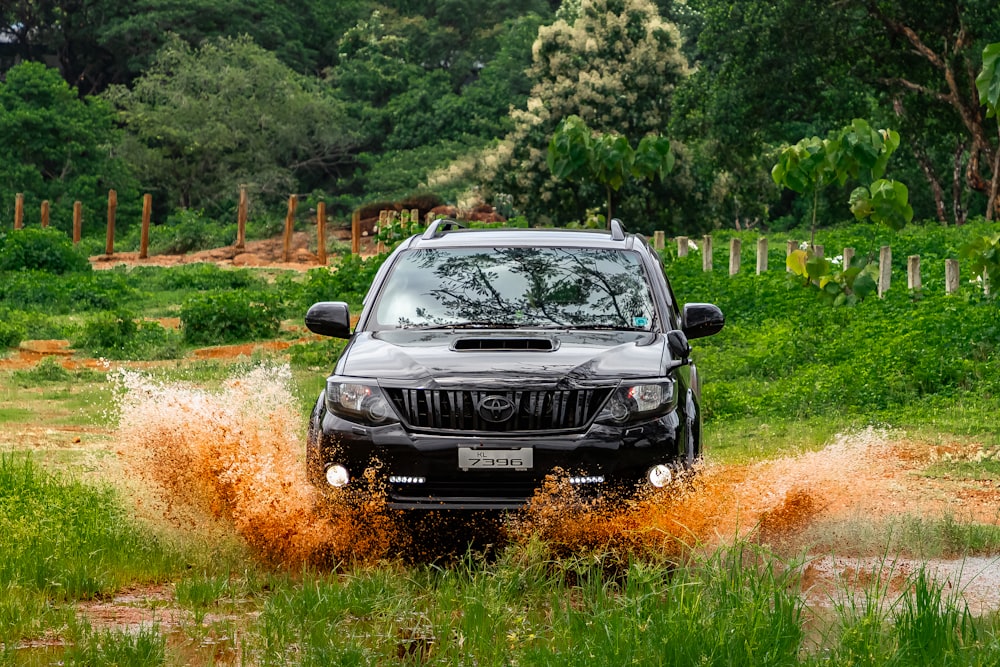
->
xmin=597 ymin=378 xmax=677 ymax=424
xmin=325 ymin=378 xmax=398 ymax=425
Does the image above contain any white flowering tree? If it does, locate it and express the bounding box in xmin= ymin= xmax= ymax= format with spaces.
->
xmin=478 ymin=0 xmax=689 ymax=226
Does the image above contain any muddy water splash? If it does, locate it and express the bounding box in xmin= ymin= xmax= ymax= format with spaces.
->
xmin=113 ymin=371 xmax=936 ymax=566
xmin=114 ymin=364 xmax=397 ymax=566
xmin=506 ymin=428 xmax=898 ymax=558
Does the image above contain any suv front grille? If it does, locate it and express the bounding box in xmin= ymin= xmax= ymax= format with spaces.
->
xmin=384 ymin=387 xmax=612 ymax=433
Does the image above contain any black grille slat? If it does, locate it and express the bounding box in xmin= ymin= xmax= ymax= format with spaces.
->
xmin=385 ymin=387 xmax=612 ymax=433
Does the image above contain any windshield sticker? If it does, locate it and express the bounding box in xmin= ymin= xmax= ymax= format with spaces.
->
xmin=633 ymin=316 xmax=649 ymax=327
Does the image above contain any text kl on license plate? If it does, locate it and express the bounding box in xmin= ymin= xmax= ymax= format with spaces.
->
xmin=458 ymin=447 xmax=533 ymax=471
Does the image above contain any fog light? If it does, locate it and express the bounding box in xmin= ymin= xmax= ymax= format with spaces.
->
xmin=647 ymin=464 xmax=673 ymax=488
xmin=325 ymin=464 xmax=350 ymax=488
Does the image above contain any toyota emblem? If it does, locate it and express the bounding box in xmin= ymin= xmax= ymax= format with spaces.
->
xmin=478 ymin=395 xmax=515 ymax=423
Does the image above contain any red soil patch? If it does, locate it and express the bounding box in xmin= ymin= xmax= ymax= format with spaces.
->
xmin=88 ymin=229 xmax=373 ymax=271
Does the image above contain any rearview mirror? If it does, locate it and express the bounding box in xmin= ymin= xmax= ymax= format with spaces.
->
xmin=681 ymin=303 xmax=725 ymax=340
xmin=667 ymin=329 xmax=691 ymax=362
xmin=305 ymin=301 xmax=352 ymax=339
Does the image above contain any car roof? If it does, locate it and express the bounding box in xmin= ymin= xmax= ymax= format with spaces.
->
xmin=401 ymin=220 xmax=640 ymax=251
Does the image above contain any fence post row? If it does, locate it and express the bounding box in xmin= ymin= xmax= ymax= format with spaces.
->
xmin=5 ymin=193 xmax=993 ymax=295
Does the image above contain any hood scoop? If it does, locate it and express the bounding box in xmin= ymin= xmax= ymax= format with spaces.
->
xmin=453 ymin=337 xmax=556 ymax=352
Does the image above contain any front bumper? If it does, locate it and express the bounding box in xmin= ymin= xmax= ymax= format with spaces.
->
xmin=308 ymin=409 xmax=687 ymax=510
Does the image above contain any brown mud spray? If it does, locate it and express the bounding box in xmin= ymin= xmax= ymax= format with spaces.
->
xmin=113 ymin=364 xmax=892 ymax=565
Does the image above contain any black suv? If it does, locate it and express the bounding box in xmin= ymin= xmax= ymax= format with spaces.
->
xmin=304 ymin=219 xmax=724 ymax=510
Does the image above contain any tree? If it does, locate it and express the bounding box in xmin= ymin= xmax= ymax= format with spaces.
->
xmin=977 ymin=42 xmax=1000 ymax=220
xmin=682 ymin=0 xmax=1000 ymax=224
xmin=105 ymin=35 xmax=360 ymax=214
xmin=0 ymin=61 xmax=135 ymax=232
xmin=478 ymin=0 xmax=690 ymax=227
xmin=547 ymin=115 xmax=674 ymax=224
xmin=0 ymin=0 xmax=368 ymax=93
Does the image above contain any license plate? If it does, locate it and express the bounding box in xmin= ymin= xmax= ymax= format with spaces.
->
xmin=458 ymin=447 xmax=533 ymax=471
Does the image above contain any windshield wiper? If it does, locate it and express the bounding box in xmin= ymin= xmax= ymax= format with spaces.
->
xmin=405 ymin=321 xmax=522 ymax=330
xmin=573 ymin=323 xmax=647 ymax=331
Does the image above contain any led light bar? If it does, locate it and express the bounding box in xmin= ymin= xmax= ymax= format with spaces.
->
xmin=389 ymin=476 xmax=427 ymax=484
xmin=568 ymin=476 xmax=605 ymax=485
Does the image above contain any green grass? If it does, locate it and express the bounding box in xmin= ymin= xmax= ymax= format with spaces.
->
xmin=3 ymin=222 xmax=1000 ymax=662
xmin=0 ymin=456 xmax=185 ymax=645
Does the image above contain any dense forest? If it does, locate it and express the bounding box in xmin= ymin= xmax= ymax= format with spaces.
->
xmin=1 ymin=0 xmax=998 ymax=238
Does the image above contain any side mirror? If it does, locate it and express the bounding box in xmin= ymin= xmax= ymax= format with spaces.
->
xmin=667 ymin=329 xmax=691 ymax=363
xmin=681 ymin=303 xmax=725 ymax=340
xmin=305 ymin=301 xmax=352 ymax=339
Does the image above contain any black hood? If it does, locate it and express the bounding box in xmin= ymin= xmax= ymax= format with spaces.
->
xmin=337 ymin=330 xmax=669 ymax=389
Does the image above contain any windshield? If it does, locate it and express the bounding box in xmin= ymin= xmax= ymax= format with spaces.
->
xmin=372 ymin=247 xmax=657 ymax=330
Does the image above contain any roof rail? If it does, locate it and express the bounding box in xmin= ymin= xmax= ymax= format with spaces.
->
xmin=421 ymin=218 xmax=467 ymax=240
xmin=609 ymin=218 xmax=626 ymax=241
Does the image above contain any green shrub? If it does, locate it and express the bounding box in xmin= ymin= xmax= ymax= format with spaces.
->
xmin=0 ymin=228 xmax=91 ymax=274
xmin=74 ymin=311 xmax=183 ymax=360
xmin=0 ymin=269 xmax=137 ymax=314
xmin=142 ymin=209 xmax=236 ymax=255
xmin=132 ymin=262 xmax=264 ymax=292
xmin=296 ymin=255 xmax=383 ymax=311
xmin=288 ymin=338 xmax=348 ymax=369
xmin=11 ymin=355 xmax=72 ymax=383
xmin=180 ymin=290 xmax=284 ymax=345
xmin=0 ymin=310 xmax=25 ymax=348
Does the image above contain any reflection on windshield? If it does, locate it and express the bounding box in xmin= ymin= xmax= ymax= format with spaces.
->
xmin=373 ymin=247 xmax=656 ymax=330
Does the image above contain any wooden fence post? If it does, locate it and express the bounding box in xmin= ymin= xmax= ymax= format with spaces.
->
xmin=316 ymin=201 xmax=327 ymax=265
xmin=843 ymin=247 xmax=855 ymax=268
xmin=351 ymin=209 xmax=361 ymax=255
xmin=236 ymin=185 xmax=248 ymax=252
xmin=14 ymin=193 xmax=23 ymax=229
xmin=677 ymin=236 xmax=689 ymax=257
xmin=653 ymin=230 xmax=665 ymax=250
xmin=105 ymin=189 xmax=117 ymax=256
xmin=72 ymin=201 xmax=82 ymax=244
xmin=878 ymin=245 xmax=891 ymax=298
xmin=729 ymin=238 xmax=741 ymax=275
xmin=376 ymin=210 xmax=388 ymax=254
xmin=812 ymin=244 xmax=824 ymax=258
xmin=756 ymin=237 xmax=768 ymax=274
xmin=282 ymin=194 xmax=297 ymax=262
xmin=40 ymin=200 xmax=50 ymax=228
xmin=945 ymin=259 xmax=959 ymax=294
xmin=702 ymin=235 xmax=713 ymax=272
xmin=139 ymin=193 xmax=152 ymax=259
xmin=907 ymin=255 xmax=921 ymax=290
xmin=785 ymin=239 xmax=796 ymax=271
